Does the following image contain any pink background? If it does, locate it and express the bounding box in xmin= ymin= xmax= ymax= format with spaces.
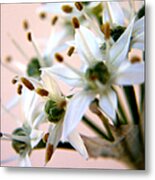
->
xmin=1 ymin=2 xmax=143 ymax=169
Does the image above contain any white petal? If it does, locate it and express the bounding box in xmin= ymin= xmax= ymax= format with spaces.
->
xmin=133 ymin=17 xmax=144 ymax=37
xmin=30 ymin=129 xmax=44 ymax=148
xmin=106 ymin=2 xmax=125 ymax=26
xmin=6 ymin=95 xmax=20 ymax=110
xmin=99 ymin=89 xmax=117 ymax=120
xmin=19 ymin=154 xmax=31 ymax=167
xmin=114 ymin=61 xmax=144 ymax=85
xmin=75 ymin=26 xmax=102 ymax=65
xmin=67 ymin=130 xmax=88 ymax=160
xmin=48 ymin=120 xmax=63 ymax=149
xmin=109 ymin=17 xmax=135 ymax=66
xmin=44 ymin=64 xmax=83 ymax=87
xmin=131 ymin=32 xmax=144 ymax=50
xmin=32 ymin=111 xmax=47 ymax=129
xmin=62 ymin=91 xmax=95 ymax=140
xmin=41 ymin=70 xmax=62 ymax=98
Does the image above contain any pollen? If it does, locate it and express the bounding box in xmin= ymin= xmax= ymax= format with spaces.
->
xmin=55 ymin=53 xmax=64 ymax=62
xmin=131 ymin=56 xmax=141 ymax=64
xmin=20 ymin=77 xmax=35 ymax=90
xmin=72 ymin=17 xmax=80 ymax=29
xmin=67 ymin=46 xmax=75 ymax=57
xmin=36 ymin=88 xmax=49 ymax=97
xmin=51 ymin=16 xmax=58 ymax=25
xmin=27 ymin=32 xmax=32 ymax=42
xmin=17 ymin=84 xmax=23 ymax=95
xmin=22 ymin=19 xmax=29 ymax=30
xmin=5 ymin=55 xmax=12 ymax=63
xmin=61 ymin=5 xmax=73 ymax=13
xmin=39 ymin=12 xmax=47 ymax=19
xmin=100 ymin=22 xmax=111 ymax=40
xmin=74 ymin=2 xmax=83 ymax=11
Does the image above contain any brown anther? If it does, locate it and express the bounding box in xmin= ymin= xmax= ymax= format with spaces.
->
xmin=131 ymin=56 xmax=141 ymax=64
xmin=45 ymin=144 xmax=54 ymax=164
xmin=51 ymin=16 xmax=58 ymax=25
xmin=43 ymin=133 xmax=49 ymax=143
xmin=12 ymin=79 xmax=17 ymax=84
xmin=22 ymin=19 xmax=29 ymax=30
xmin=75 ymin=2 xmax=83 ymax=11
xmin=36 ymin=88 xmax=49 ymax=97
xmin=67 ymin=46 xmax=75 ymax=57
xmin=55 ymin=53 xmax=64 ymax=63
xmin=61 ymin=5 xmax=73 ymax=13
xmin=17 ymin=84 xmax=23 ymax=95
xmin=5 ymin=56 xmax=12 ymax=63
xmin=59 ymin=100 xmax=67 ymax=109
xmin=89 ymin=75 xmax=98 ymax=81
xmin=27 ymin=32 xmax=32 ymax=42
xmin=72 ymin=17 xmax=80 ymax=29
xmin=20 ymin=77 xmax=35 ymax=90
xmin=100 ymin=22 xmax=110 ymax=40
xmin=39 ymin=12 xmax=47 ymax=19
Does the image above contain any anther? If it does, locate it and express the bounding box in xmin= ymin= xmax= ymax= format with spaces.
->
xmin=12 ymin=79 xmax=17 ymax=84
xmin=22 ymin=19 xmax=29 ymax=30
xmin=59 ymin=100 xmax=67 ymax=109
xmin=5 ymin=56 xmax=12 ymax=63
xmin=27 ymin=32 xmax=32 ymax=42
xmin=131 ymin=56 xmax=141 ymax=64
xmin=67 ymin=46 xmax=75 ymax=57
xmin=61 ymin=5 xmax=73 ymax=13
xmin=20 ymin=77 xmax=35 ymax=90
xmin=39 ymin=12 xmax=47 ymax=19
xmin=45 ymin=143 xmax=54 ymax=164
xmin=74 ymin=2 xmax=83 ymax=11
xmin=72 ymin=17 xmax=80 ymax=29
xmin=36 ymin=88 xmax=49 ymax=97
xmin=17 ymin=84 xmax=23 ymax=95
xmin=55 ymin=53 xmax=64 ymax=63
xmin=43 ymin=133 xmax=49 ymax=143
xmin=51 ymin=16 xmax=58 ymax=26
xmin=100 ymin=22 xmax=110 ymax=40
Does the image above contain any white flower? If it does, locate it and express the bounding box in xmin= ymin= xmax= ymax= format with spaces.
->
xmin=35 ymin=71 xmax=88 ymax=163
xmin=45 ymin=16 xmax=144 ymax=139
xmin=1 ymin=89 xmax=44 ymax=167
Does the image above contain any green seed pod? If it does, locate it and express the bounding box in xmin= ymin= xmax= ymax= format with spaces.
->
xmin=27 ymin=58 xmax=41 ymax=78
xmin=12 ymin=128 xmax=29 ymax=155
xmin=45 ymin=100 xmax=65 ymax=123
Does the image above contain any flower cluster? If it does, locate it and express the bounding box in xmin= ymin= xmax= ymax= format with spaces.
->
xmin=1 ymin=1 xmax=145 ymax=168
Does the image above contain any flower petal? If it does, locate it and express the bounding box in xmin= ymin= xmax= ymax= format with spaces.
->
xmin=99 ymin=89 xmax=117 ymax=120
xmin=114 ymin=61 xmax=144 ymax=85
xmin=131 ymin=32 xmax=144 ymax=50
xmin=75 ymin=26 xmax=102 ymax=65
xmin=62 ymin=91 xmax=95 ymax=140
xmin=43 ymin=64 xmax=83 ymax=87
xmin=30 ymin=129 xmax=44 ymax=148
xmin=19 ymin=154 xmax=31 ymax=167
xmin=109 ymin=17 xmax=135 ymax=66
xmin=67 ymin=130 xmax=88 ymax=159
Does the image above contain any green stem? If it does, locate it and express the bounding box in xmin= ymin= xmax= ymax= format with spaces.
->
xmin=82 ymin=116 xmax=110 ymax=140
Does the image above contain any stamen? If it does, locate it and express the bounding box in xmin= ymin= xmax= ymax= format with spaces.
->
xmin=12 ymin=79 xmax=17 ymax=84
xmin=27 ymin=32 xmax=32 ymax=42
xmin=61 ymin=5 xmax=73 ymax=13
xmin=36 ymin=88 xmax=49 ymax=97
xmin=51 ymin=16 xmax=58 ymax=26
xmin=74 ymin=2 xmax=83 ymax=11
xmin=72 ymin=17 xmax=80 ymax=29
xmin=39 ymin=12 xmax=47 ymax=19
xmin=5 ymin=55 xmax=12 ymax=63
xmin=45 ymin=143 xmax=54 ymax=164
xmin=67 ymin=46 xmax=75 ymax=57
xmin=59 ymin=100 xmax=67 ymax=109
xmin=1 ymin=61 xmax=21 ymax=75
xmin=20 ymin=77 xmax=35 ymax=90
xmin=55 ymin=53 xmax=64 ymax=62
xmin=43 ymin=133 xmax=49 ymax=143
xmin=100 ymin=22 xmax=110 ymax=40
xmin=131 ymin=56 xmax=141 ymax=64
xmin=22 ymin=19 xmax=29 ymax=30
xmin=17 ymin=84 xmax=23 ymax=95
